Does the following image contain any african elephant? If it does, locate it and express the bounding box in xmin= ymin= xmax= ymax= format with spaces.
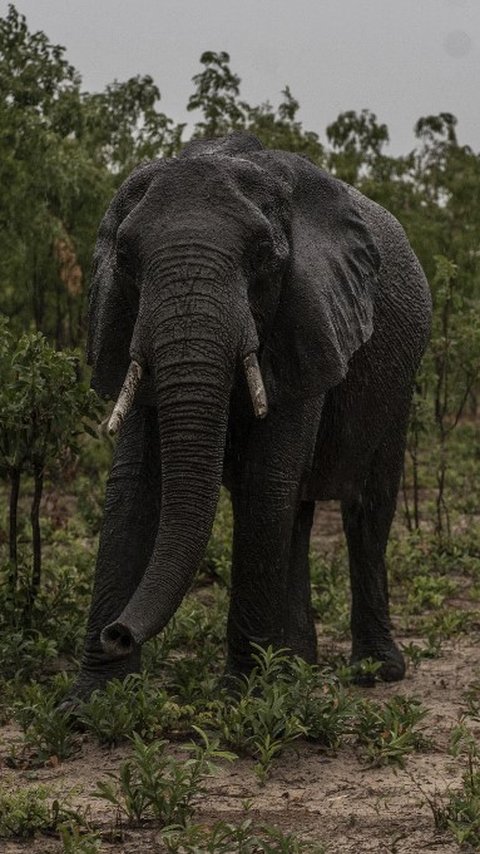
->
xmin=71 ymin=132 xmax=431 ymax=702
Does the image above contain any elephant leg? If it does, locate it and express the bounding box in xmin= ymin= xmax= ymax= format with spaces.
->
xmin=284 ymin=500 xmax=317 ymax=663
xmin=341 ymin=430 xmax=406 ymax=683
xmin=226 ymin=399 xmax=323 ymax=677
xmin=71 ymin=405 xmax=161 ymax=701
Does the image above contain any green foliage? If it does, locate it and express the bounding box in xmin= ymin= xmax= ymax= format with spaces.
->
xmin=187 ymin=50 xmax=323 ymax=161
xmin=215 ymin=646 xmax=361 ymax=784
xmin=79 ymin=672 xmax=181 ymax=746
xmin=0 ymin=628 xmax=58 ymax=681
xmin=163 ymin=818 xmax=325 ymax=853
xmin=188 ymin=50 xmax=245 ymax=138
xmin=326 ymin=109 xmax=389 ymax=183
xmin=0 ymin=320 xmax=99 ymax=473
xmin=427 ymin=724 xmax=480 ymax=848
xmin=11 ymin=677 xmax=77 ymax=763
xmin=216 ymin=647 xmax=307 ymax=784
xmin=401 ymin=639 xmax=441 ymax=669
xmin=0 ymin=318 xmax=101 ymax=611
xmin=0 ymin=784 xmax=73 ymax=839
xmin=356 ymin=696 xmax=429 ymax=767
xmin=93 ymin=728 xmax=235 ymax=825
xmin=81 ymin=75 xmax=184 ymax=174
xmin=310 ymin=548 xmax=350 ymax=637
xmin=59 ymin=825 xmax=102 ymax=853
xmin=402 ymin=256 xmax=480 ymax=535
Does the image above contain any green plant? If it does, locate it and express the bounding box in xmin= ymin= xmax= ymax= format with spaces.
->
xmin=310 ymin=548 xmax=350 ymax=637
xmin=162 ymin=817 xmax=325 ymax=852
xmin=12 ymin=678 xmax=77 ymax=763
xmin=217 ymin=647 xmax=307 ymax=784
xmin=401 ymin=639 xmax=441 ymax=669
xmin=0 ymin=627 xmax=58 ymax=681
xmin=79 ymin=672 xmax=180 ymax=746
xmin=215 ymin=647 xmax=378 ymax=784
xmin=419 ymin=608 xmax=475 ymax=643
xmin=93 ymin=727 xmax=235 ymax=825
xmin=287 ymin=657 xmax=358 ymax=747
xmin=406 ymin=573 xmax=457 ymax=613
xmin=59 ymin=824 xmax=102 ymax=853
xmin=356 ymin=695 xmax=430 ymax=767
xmin=0 ymin=318 xmax=101 ymax=614
xmin=143 ymin=584 xmax=227 ymax=678
xmin=431 ymin=728 xmax=480 ymax=849
xmin=0 ymin=784 xmax=74 ymax=839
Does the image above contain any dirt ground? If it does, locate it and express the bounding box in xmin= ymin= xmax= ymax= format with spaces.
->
xmin=0 ymin=502 xmax=478 ymax=853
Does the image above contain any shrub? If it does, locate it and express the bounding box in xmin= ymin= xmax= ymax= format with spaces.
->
xmin=93 ymin=728 xmax=235 ymax=825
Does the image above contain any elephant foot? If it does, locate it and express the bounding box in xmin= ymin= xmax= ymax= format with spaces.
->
xmin=350 ymin=639 xmax=406 ymax=685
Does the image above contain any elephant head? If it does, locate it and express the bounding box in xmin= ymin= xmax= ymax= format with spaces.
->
xmin=87 ymin=132 xmax=379 ymax=658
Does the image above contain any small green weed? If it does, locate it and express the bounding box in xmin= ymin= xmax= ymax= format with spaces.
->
xmin=0 ymin=784 xmax=75 ymax=840
xmin=436 ymin=723 xmax=480 ymax=847
xmin=93 ymin=727 xmax=235 ymax=825
xmin=59 ymin=824 xmax=102 ymax=853
xmin=162 ymin=817 xmax=325 ymax=852
xmin=79 ymin=672 xmax=181 ymax=746
xmin=287 ymin=658 xmax=358 ymax=747
xmin=419 ymin=607 xmax=476 ymax=642
xmin=356 ymin=695 xmax=430 ymax=766
xmin=10 ymin=675 xmax=77 ymax=764
xmin=216 ymin=646 xmax=359 ymax=784
xmin=217 ymin=647 xmax=307 ymax=784
xmin=143 ymin=585 xmax=227 ymax=678
xmin=406 ymin=574 xmax=457 ymax=614
xmin=401 ymin=639 xmax=441 ymax=668
xmin=310 ymin=549 xmax=350 ymax=637
xmin=0 ymin=627 xmax=58 ymax=681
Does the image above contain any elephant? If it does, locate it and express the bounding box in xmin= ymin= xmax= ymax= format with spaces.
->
xmin=70 ymin=131 xmax=432 ymax=703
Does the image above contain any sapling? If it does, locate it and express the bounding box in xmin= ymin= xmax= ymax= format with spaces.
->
xmin=0 ymin=318 xmax=101 ymax=619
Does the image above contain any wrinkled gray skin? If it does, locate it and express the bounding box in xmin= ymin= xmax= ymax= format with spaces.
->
xmin=70 ymin=133 xmax=431 ymax=702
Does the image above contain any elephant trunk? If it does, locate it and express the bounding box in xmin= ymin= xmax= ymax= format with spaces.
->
xmin=101 ymin=278 xmax=255 ymax=657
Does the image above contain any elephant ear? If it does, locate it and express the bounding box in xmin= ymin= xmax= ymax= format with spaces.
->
xmin=87 ymin=161 xmax=164 ymax=399
xmin=258 ymin=152 xmax=380 ymax=402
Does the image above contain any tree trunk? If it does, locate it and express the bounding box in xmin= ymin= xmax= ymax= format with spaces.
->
xmin=30 ymin=464 xmax=44 ymax=603
xmin=8 ymin=467 xmax=20 ymax=595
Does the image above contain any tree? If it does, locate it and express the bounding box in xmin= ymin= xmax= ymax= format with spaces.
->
xmin=80 ymin=75 xmax=184 ymax=176
xmin=0 ymin=317 xmax=101 ymax=617
xmin=0 ymin=5 xmax=110 ymax=346
xmin=326 ymin=109 xmax=389 ymax=184
xmin=245 ymin=86 xmax=323 ymax=163
xmin=187 ymin=51 xmax=323 ymax=162
xmin=187 ymin=51 xmax=246 ymax=138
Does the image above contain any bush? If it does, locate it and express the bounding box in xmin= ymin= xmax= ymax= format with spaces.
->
xmin=0 ymin=318 xmax=101 ymax=615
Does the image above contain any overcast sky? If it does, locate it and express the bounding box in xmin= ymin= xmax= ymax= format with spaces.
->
xmin=4 ymin=0 xmax=479 ymax=155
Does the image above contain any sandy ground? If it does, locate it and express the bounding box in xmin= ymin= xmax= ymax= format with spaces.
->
xmin=0 ymin=502 xmax=478 ymax=853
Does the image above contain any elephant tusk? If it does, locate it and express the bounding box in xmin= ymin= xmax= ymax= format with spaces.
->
xmin=107 ymin=360 xmax=143 ymax=435
xmin=243 ymin=352 xmax=268 ymax=419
